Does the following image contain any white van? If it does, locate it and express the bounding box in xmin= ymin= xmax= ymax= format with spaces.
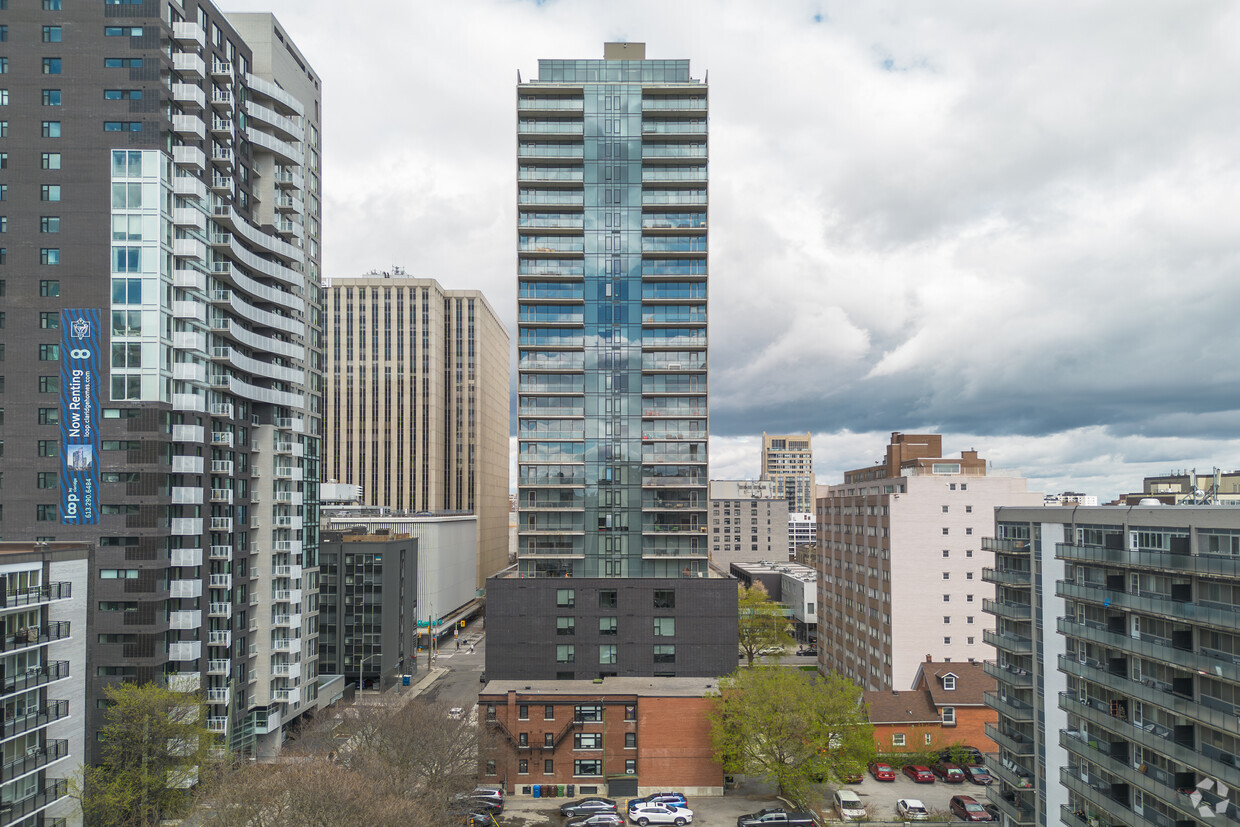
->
xmin=834 ymin=789 xmax=867 ymax=821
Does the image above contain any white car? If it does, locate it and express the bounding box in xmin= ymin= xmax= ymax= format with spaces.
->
xmin=896 ymin=799 xmax=929 ymax=821
xmin=629 ymin=803 xmax=694 ymax=826
xmin=448 ymin=707 xmax=465 ymax=720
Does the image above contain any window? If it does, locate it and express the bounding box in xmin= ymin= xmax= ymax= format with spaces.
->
xmin=943 ymin=675 xmax=956 ymax=690
xmin=100 ymin=569 xmax=139 ymax=579
xmin=965 ymin=505 xmax=973 ymax=513
xmin=966 ymin=528 xmax=973 ymax=535
xmin=37 ymin=473 xmax=59 ymax=490
xmin=556 ymin=644 xmax=575 ymax=664
xmin=925 ymin=733 xmax=934 ymax=745
xmin=624 ymin=704 xmax=636 ymax=721
xmin=574 ymin=733 xmax=602 ymax=750
xmin=942 ymin=528 xmax=950 ymax=535
xmin=966 ymin=572 xmax=974 ymax=580
xmin=966 ymin=594 xmax=974 ymax=602
xmin=555 ymin=589 xmax=575 ymax=608
xmin=104 ymin=27 xmax=143 ymax=37
xmin=556 ymin=617 xmax=575 ymax=636
xmin=960 ymin=484 xmax=967 ymax=490
xmin=36 ymin=504 xmax=57 ymax=521
xmin=942 ymin=572 xmax=950 ymax=580
xmin=574 ymin=704 xmax=603 ymax=722
xmin=944 ymin=616 xmax=951 ymax=624
xmin=42 ymin=122 xmax=61 ymax=138
xmin=941 ymin=707 xmax=956 ymax=725
xmin=42 ymin=185 xmax=61 ymax=201
xmin=892 ymin=733 xmax=906 ymax=747
xmin=624 ymin=732 xmax=636 ymax=749
xmin=0 ymin=26 xmax=5 ymax=41
xmin=43 ymin=58 xmax=62 ymax=75
xmin=942 ymin=549 xmax=950 ymax=558
xmin=599 ymin=616 xmax=617 ymax=636
xmin=485 ymin=759 xmax=496 ymax=776
xmin=653 ymin=617 xmax=675 ymax=637
xmin=544 ymin=732 xmax=554 ymax=747
xmin=544 ymin=759 xmax=554 ymax=774
xmin=966 ymin=616 xmax=974 ymax=624
xmin=40 ymin=248 xmax=60 ymax=265
xmin=104 ymin=121 xmax=142 ymax=132
xmin=599 ymin=644 xmax=616 ymax=664
xmin=966 ymin=549 xmax=973 ymax=558
xmin=943 ymin=594 xmax=950 ymax=602
xmin=518 ymin=704 xmax=529 ymax=720
xmin=37 ymin=440 xmax=58 ymax=457
xmin=943 ymin=637 xmax=951 ymax=645
xmin=967 ymin=637 xmax=974 ymax=645
xmin=653 ymin=644 xmax=675 ymax=664
xmin=544 ymin=705 xmax=555 ymax=721
xmin=573 ymin=759 xmax=602 ymax=776
xmin=39 ymin=313 xmax=59 ymax=330
xmin=0 ymin=58 xmax=6 ymax=74
xmin=38 ymin=376 xmax=59 ymax=393
xmin=518 ymin=759 xmax=529 ymax=774
xmin=518 ymin=732 xmax=528 ymax=747
xmin=104 ymin=89 xmax=142 ymax=100
xmin=625 ymin=759 xmax=636 ymax=774
xmin=41 ymin=217 xmax=60 ymax=234
xmin=44 ymin=0 xmax=63 ymax=9
xmin=104 ymin=58 xmax=143 ymax=68
xmin=942 ymin=505 xmax=949 ymax=513
xmin=43 ymin=26 xmax=62 ymax=42
xmin=38 ymin=344 xmax=59 ymax=361
xmin=653 ymin=589 xmax=675 ymax=609
xmin=42 ymin=90 xmax=61 ymax=106
xmin=598 ymin=589 xmax=617 ymax=608
xmin=0 ymin=91 xmax=7 ymax=106
xmin=39 ymin=280 xmax=59 ymax=296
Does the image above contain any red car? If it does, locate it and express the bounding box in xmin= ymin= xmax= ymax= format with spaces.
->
xmin=931 ymin=762 xmax=966 ymax=783
xmin=903 ymin=765 xmax=935 ymax=783
xmin=868 ymin=761 xmax=896 ymax=781
xmin=950 ymin=795 xmax=994 ymax=822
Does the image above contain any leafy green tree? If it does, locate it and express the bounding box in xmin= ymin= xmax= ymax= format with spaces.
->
xmin=737 ymin=583 xmax=794 ymax=666
xmin=708 ymin=667 xmax=875 ymax=799
xmin=75 ymin=682 xmax=219 ymax=827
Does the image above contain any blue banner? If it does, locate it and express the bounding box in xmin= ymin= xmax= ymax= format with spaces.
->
xmin=60 ymin=309 xmax=101 ymax=524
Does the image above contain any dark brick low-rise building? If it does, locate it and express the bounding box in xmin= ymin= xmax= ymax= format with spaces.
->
xmin=480 ymin=678 xmax=725 ymax=798
xmin=484 ymin=570 xmax=738 ymax=681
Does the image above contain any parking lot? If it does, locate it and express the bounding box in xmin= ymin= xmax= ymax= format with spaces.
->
xmin=837 ymin=771 xmax=995 ymax=821
xmin=498 ymin=793 xmax=802 ymax=826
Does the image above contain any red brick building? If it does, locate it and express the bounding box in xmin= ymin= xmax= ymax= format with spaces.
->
xmin=864 ymin=658 xmax=997 ymax=754
xmin=479 ymin=678 xmax=724 ymax=798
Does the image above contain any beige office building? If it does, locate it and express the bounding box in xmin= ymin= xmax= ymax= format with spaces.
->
xmin=324 ymin=274 xmax=509 ymax=587
xmin=708 ymin=480 xmax=789 ymax=569
xmin=816 ymin=433 xmax=1043 ymax=690
xmin=761 ymin=432 xmax=816 ymax=514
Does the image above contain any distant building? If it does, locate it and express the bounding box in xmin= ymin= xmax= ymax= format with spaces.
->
xmin=708 ymin=480 xmax=788 ymax=569
xmin=730 ymin=560 xmax=817 ymax=643
xmin=480 ymin=678 xmax=725 ymax=798
xmin=817 ymin=433 xmax=1042 ymax=689
xmin=0 ymin=541 xmax=88 ymax=827
xmin=864 ymin=658 xmax=996 ymax=755
xmin=1044 ymin=492 xmax=1098 ymax=507
xmin=318 ymin=532 xmax=419 ymax=691
xmin=761 ymin=433 xmax=817 ymax=514
xmin=788 ymin=512 xmax=816 ymax=558
xmin=324 ymin=274 xmax=509 ymax=589
xmin=1120 ymin=467 xmax=1240 ymax=505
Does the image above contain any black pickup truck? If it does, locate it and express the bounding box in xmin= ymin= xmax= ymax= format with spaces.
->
xmin=737 ymin=807 xmax=816 ymax=827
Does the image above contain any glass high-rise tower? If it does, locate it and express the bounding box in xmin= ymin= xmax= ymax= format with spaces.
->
xmin=517 ymin=42 xmax=708 ymax=579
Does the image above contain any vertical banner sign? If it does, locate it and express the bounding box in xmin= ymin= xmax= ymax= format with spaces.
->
xmin=60 ymin=308 xmax=101 ymax=524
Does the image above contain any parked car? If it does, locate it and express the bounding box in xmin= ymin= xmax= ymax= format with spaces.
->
xmin=560 ymin=798 xmax=619 ymax=818
xmin=796 ymin=646 xmax=818 ymax=656
xmin=931 ymin=762 xmax=966 ymax=783
xmin=567 ymin=815 xmax=627 ymax=827
xmin=950 ymin=795 xmax=994 ymax=822
xmin=983 ymin=804 xmax=1002 ymax=821
xmin=833 ymin=789 xmax=866 ymax=821
xmin=963 ymin=764 xmax=993 ymax=785
xmin=736 ymin=807 xmax=815 ymax=827
xmin=628 ymin=803 xmax=693 ymax=826
xmin=902 ymin=765 xmax=935 ymax=783
xmin=448 ymin=706 xmax=465 ymax=720
xmin=868 ymin=761 xmax=896 ymax=781
xmin=895 ymin=799 xmax=929 ymax=821
xmin=940 ymin=746 xmax=985 ymax=766
xmin=629 ymin=793 xmax=688 ymax=812
xmin=468 ymin=787 xmax=505 ymax=812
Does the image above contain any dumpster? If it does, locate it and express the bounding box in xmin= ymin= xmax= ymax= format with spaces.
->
xmin=402 ymin=675 xmax=410 ymax=686
xmin=558 ymin=785 xmax=565 ymax=798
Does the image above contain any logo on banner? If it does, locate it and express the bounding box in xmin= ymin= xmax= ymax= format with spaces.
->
xmin=61 ymin=309 xmax=101 ymax=524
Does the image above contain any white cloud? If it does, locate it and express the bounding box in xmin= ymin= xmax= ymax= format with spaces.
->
xmin=228 ymin=0 xmax=1240 ymax=494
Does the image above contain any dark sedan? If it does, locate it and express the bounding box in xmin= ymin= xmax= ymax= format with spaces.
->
xmin=561 ymin=798 xmax=620 ymax=818
xmin=567 ymin=815 xmax=626 ymax=827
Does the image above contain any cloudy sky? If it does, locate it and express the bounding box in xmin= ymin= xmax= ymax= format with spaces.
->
xmin=229 ymin=0 xmax=1240 ymax=502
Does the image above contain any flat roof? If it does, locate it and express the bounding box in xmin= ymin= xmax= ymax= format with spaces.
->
xmin=482 ymin=676 xmax=721 ymax=698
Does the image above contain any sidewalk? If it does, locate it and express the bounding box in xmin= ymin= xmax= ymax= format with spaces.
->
xmin=356 ymin=665 xmax=449 ymax=710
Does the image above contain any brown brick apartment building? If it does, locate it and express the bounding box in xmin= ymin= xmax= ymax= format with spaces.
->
xmin=479 ymin=678 xmax=724 ymax=798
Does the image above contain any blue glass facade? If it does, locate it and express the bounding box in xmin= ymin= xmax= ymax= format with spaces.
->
xmin=517 ymin=49 xmax=708 ymax=578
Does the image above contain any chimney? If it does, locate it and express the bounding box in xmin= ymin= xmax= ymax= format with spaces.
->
xmin=926 ymin=654 xmax=932 ymax=662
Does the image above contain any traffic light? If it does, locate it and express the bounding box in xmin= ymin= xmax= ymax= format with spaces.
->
xmin=460 ymin=620 xmax=466 ymax=628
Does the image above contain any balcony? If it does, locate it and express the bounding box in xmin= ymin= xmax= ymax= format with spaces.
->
xmin=173 ymin=145 xmax=207 ymax=170
xmin=171 ymin=115 xmax=206 ymax=140
xmin=207 ymin=687 xmax=231 ymax=705
xmin=207 ymin=717 xmax=229 ymax=734
xmin=210 ymin=488 xmax=233 ymax=504
xmin=169 ymin=610 xmax=202 ymax=630
xmin=0 ymin=739 xmax=68 ymax=783
xmin=1056 ymin=541 xmax=1240 ymax=578
xmin=173 ymin=174 xmax=208 ymax=201
xmin=982 ymin=566 xmax=1032 ymax=587
xmin=1058 ymin=616 xmax=1239 ymax=684
xmin=983 ymin=598 xmax=1032 ymax=621
xmin=173 ymin=52 xmax=206 ymax=78
xmin=272 ymin=638 xmax=301 ymax=654
xmin=987 ymin=789 xmax=1036 ymax=826
xmin=209 ymin=545 xmax=233 ymax=561
xmin=211 ymin=460 xmax=235 ymax=475
xmin=169 ymin=579 xmax=202 ymax=599
xmin=984 ymin=691 xmax=1035 ymax=722
xmin=986 ymin=753 xmax=1036 ymax=791
xmin=210 ymin=402 xmax=234 ymax=418
xmin=3 ymin=700 xmax=69 ymax=740
xmin=168 ymin=641 xmax=202 ymax=662
xmin=983 ymin=628 xmax=1033 ymax=654
xmin=208 ymin=602 xmax=232 ymax=618
xmin=984 ymin=660 xmax=1033 ymax=688
xmin=273 ymin=687 xmax=301 ymax=705
xmin=209 ymin=574 xmax=233 ymax=590
xmin=1059 ymin=654 xmax=1240 ymax=732
xmin=172 ymin=82 xmax=206 ymax=110
xmin=172 ymin=21 xmax=206 ymax=46
xmin=208 ymin=629 xmax=232 ymax=648
xmin=207 ymin=659 xmax=231 ymax=676
xmin=1057 ymin=581 xmax=1238 ymax=632
xmin=270 ymin=662 xmax=298 ymax=677
xmin=3 ymin=661 xmax=69 ymax=694
xmin=168 ymin=673 xmax=201 ymax=693
xmin=0 ymin=582 xmax=71 ymax=609
xmin=0 ymin=621 xmax=71 ymax=653
xmin=208 ymin=517 xmax=233 ymax=532
xmin=211 ymin=89 xmax=235 ymax=108
xmin=984 ymin=722 xmax=1035 ymax=757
